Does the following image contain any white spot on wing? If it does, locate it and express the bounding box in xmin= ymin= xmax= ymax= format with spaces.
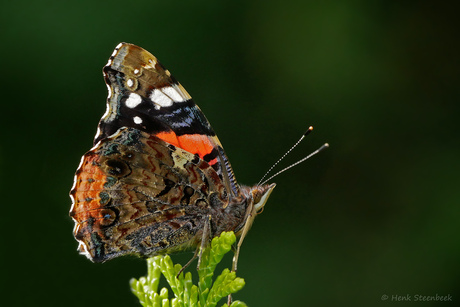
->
xmin=150 ymin=89 xmax=173 ymax=108
xmin=133 ymin=116 xmax=143 ymax=124
xmin=134 ymin=69 xmax=140 ymax=74
xmin=161 ymin=86 xmax=187 ymax=102
xmin=145 ymin=58 xmax=157 ymax=69
xmin=127 ymin=79 xmax=134 ymax=87
xmin=125 ymin=93 xmax=142 ymax=108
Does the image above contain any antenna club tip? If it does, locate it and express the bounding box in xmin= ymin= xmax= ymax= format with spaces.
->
xmin=304 ymin=126 xmax=314 ymax=136
xmin=319 ymin=143 xmax=330 ymax=151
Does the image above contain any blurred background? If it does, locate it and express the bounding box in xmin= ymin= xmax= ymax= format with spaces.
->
xmin=1 ymin=0 xmax=459 ymax=306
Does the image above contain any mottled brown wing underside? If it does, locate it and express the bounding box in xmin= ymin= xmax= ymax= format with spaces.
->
xmin=70 ymin=127 xmax=228 ymax=262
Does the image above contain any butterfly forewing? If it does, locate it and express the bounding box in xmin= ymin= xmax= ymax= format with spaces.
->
xmin=95 ymin=43 xmax=239 ymax=195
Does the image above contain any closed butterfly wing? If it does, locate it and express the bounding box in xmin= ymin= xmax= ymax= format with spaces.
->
xmin=70 ymin=127 xmax=229 ymax=262
xmin=70 ymin=43 xmax=276 ymax=267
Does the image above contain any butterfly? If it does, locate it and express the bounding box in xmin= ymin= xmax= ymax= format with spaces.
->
xmin=69 ymin=43 xmax=276 ymax=270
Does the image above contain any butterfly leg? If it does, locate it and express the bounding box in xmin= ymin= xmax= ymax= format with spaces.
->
xmin=197 ymin=215 xmax=212 ymax=270
xmin=176 ymin=248 xmax=199 ymax=278
xmin=228 ymin=203 xmax=256 ymax=305
xmin=227 ymin=227 xmax=247 ymax=306
xmin=231 ymin=202 xmax=255 ymax=272
xmin=176 ymin=215 xmax=212 ymax=278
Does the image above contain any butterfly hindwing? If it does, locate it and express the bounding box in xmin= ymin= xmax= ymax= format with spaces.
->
xmin=70 ymin=127 xmax=229 ymax=262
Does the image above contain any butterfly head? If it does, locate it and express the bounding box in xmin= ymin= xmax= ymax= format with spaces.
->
xmin=252 ymin=183 xmax=276 ymax=214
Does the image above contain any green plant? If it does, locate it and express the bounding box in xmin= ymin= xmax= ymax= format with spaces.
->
xmin=130 ymin=231 xmax=247 ymax=307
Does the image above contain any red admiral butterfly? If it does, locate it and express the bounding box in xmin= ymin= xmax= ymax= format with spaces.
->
xmin=70 ymin=43 xmax=276 ymax=269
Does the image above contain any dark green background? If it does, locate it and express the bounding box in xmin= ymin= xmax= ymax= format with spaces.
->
xmin=2 ymin=1 xmax=459 ymax=306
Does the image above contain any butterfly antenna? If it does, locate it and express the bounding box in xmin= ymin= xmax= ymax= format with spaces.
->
xmin=260 ymin=143 xmax=329 ymax=185
xmin=257 ymin=126 xmax=314 ymax=186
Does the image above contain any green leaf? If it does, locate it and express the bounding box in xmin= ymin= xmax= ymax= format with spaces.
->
xmin=228 ymin=301 xmax=248 ymax=307
xmin=198 ymin=231 xmax=237 ymax=303
xmin=130 ymin=232 xmax=246 ymax=307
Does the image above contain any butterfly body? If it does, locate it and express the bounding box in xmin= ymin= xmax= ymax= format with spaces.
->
xmin=70 ymin=43 xmax=275 ymax=263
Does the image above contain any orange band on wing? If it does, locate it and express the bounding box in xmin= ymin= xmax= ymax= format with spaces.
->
xmin=155 ymin=131 xmax=216 ymax=162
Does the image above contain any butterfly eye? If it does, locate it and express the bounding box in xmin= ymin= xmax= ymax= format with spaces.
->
xmin=252 ymin=190 xmax=262 ymax=206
